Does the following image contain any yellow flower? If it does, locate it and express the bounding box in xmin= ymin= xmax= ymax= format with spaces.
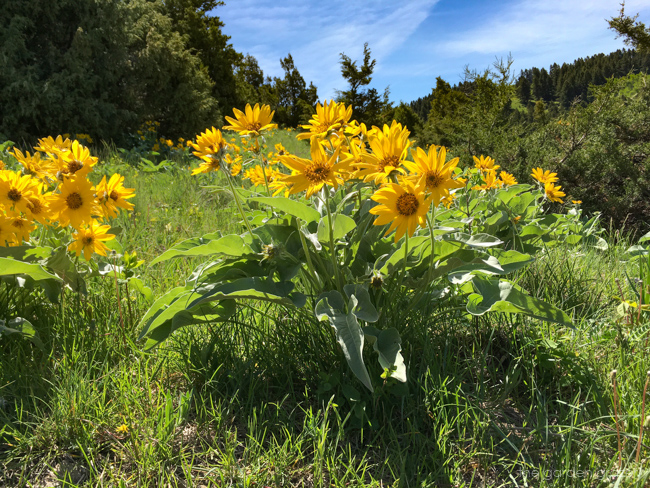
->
xmin=472 ymin=170 xmax=503 ymax=191
xmin=12 ymin=149 xmax=55 ymax=180
xmin=116 ymin=424 xmax=129 ymax=435
xmin=34 ymin=135 xmax=72 ymax=158
xmin=0 ymin=170 xmax=38 ymax=214
xmin=189 ymin=127 xmax=229 ymax=175
xmin=369 ymin=180 xmax=432 ymax=243
xmin=223 ymin=103 xmax=277 ymax=136
xmin=572 ymin=200 xmax=582 ymax=205
xmin=50 ymin=176 xmax=98 ymax=229
xmin=531 ymin=167 xmax=559 ymax=184
xmin=9 ymin=215 xmax=36 ymax=244
xmin=94 ymin=174 xmax=135 ymax=218
xmin=354 ymin=121 xmax=410 ymax=185
xmin=297 ymin=101 xmax=352 ymax=141
xmin=26 ymin=191 xmax=54 ymax=226
xmin=499 ymin=171 xmax=517 ymax=186
xmin=473 ymin=155 xmax=500 ymax=173
xmin=0 ymin=215 xmax=17 ymax=246
xmin=404 ymin=145 xmax=464 ymax=207
xmin=544 ymin=182 xmax=565 ymax=203
xmin=56 ymin=140 xmax=98 ymax=180
xmin=152 ymin=143 xmax=160 ymax=151
xmin=278 ymin=138 xmax=347 ymax=198
xmin=441 ymin=193 xmax=457 ymax=209
xmin=243 ymin=165 xmax=283 ymax=187
xmin=68 ymin=220 xmax=115 ymax=261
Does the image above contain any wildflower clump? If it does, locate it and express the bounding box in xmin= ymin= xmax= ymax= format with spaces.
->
xmin=0 ymin=136 xmax=135 ymax=261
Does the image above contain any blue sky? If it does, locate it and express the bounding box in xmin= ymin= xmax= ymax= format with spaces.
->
xmin=217 ymin=0 xmax=650 ymax=104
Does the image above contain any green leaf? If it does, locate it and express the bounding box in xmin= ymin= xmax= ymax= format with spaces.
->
xmin=138 ymin=286 xmax=237 ymax=349
xmin=248 ymin=196 xmax=320 ymax=223
xmin=467 ymin=276 xmax=572 ymax=326
xmin=0 ymin=317 xmax=44 ymax=351
xmin=127 ymin=277 xmax=154 ymax=304
xmin=0 ymin=245 xmax=53 ymax=261
xmin=343 ymin=284 xmax=379 ymax=323
xmin=490 ymin=250 xmax=535 ymax=274
xmin=445 ymin=233 xmax=503 ymax=248
xmin=315 ymin=294 xmax=373 ymax=391
xmin=150 ymin=234 xmax=254 ymax=265
xmin=317 ymin=214 xmax=356 ymax=243
xmin=187 ymin=277 xmax=301 ymax=310
xmin=363 ymin=326 xmax=406 ymax=383
xmin=0 ymin=257 xmax=61 ymax=282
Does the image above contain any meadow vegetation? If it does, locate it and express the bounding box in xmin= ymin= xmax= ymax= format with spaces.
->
xmin=0 ymin=98 xmax=649 ymax=488
xmin=1 ymin=3 xmax=650 ymax=487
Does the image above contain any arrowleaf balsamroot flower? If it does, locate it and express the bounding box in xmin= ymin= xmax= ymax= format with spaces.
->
xmin=279 ymin=138 xmax=347 ymax=198
xmin=297 ymin=100 xmax=353 ymax=141
xmin=49 ymin=176 xmax=98 ymax=229
xmin=95 ymin=174 xmax=135 ymax=218
xmin=0 ymin=170 xmax=38 ymax=214
xmin=544 ymin=182 xmax=565 ymax=203
xmin=473 ymin=155 xmax=500 ymax=172
xmin=0 ymin=215 xmax=16 ymax=246
xmin=354 ymin=121 xmax=410 ymax=185
xmin=404 ymin=145 xmax=464 ymax=207
xmin=223 ymin=104 xmax=277 ymax=137
xmin=370 ymin=180 xmax=433 ymax=243
xmin=531 ymin=167 xmax=559 ymax=184
xmin=472 ymin=170 xmax=503 ymax=191
xmin=68 ymin=220 xmax=115 ymax=261
xmin=57 ymin=140 xmax=97 ymax=179
xmin=499 ymin=171 xmax=517 ymax=186
xmin=190 ymin=127 xmax=228 ymax=174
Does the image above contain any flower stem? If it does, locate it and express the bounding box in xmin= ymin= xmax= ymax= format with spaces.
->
xmin=324 ymin=191 xmax=344 ymax=294
xmin=224 ymin=165 xmax=254 ymax=236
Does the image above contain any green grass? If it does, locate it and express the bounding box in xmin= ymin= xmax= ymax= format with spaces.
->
xmin=3 ymin=136 xmax=650 ymax=486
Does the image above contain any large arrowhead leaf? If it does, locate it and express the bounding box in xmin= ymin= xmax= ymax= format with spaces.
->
xmin=150 ymin=234 xmax=254 ymax=265
xmin=248 ymin=196 xmax=320 ymax=223
xmin=343 ymin=284 xmax=379 ymax=323
xmin=467 ymin=276 xmax=572 ymax=326
xmin=0 ymin=257 xmax=61 ymax=282
xmin=363 ymin=326 xmax=406 ymax=383
xmin=0 ymin=317 xmax=44 ymax=351
xmin=317 ymin=214 xmax=356 ymax=243
xmin=445 ymin=233 xmax=503 ymax=248
xmin=138 ymin=286 xmax=237 ymax=349
xmin=315 ymin=293 xmax=373 ymax=391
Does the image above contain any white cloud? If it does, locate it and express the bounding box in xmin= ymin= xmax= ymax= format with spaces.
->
xmin=219 ymin=0 xmax=440 ymax=100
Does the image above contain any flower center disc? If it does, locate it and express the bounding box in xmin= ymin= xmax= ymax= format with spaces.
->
xmin=246 ymin=122 xmax=262 ymax=132
xmin=379 ymin=155 xmax=400 ymax=172
xmin=67 ymin=160 xmax=83 ymax=174
xmin=425 ymin=171 xmax=445 ymax=189
xmin=66 ymin=192 xmax=83 ymax=210
xmin=109 ymin=190 xmax=119 ymax=201
xmin=82 ymin=236 xmax=94 ymax=246
xmin=7 ymin=188 xmax=21 ymax=202
xmin=305 ymin=163 xmax=330 ymax=183
xmin=396 ymin=193 xmax=419 ymax=216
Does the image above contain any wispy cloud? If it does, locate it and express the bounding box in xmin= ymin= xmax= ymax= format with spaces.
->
xmin=218 ymin=0 xmax=650 ymax=103
xmin=219 ymin=0 xmax=440 ymax=100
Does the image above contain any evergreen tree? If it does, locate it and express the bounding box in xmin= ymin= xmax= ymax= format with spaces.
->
xmin=609 ymin=5 xmax=650 ymax=53
xmin=336 ymin=43 xmax=391 ymax=125
xmin=516 ymin=74 xmax=532 ymax=105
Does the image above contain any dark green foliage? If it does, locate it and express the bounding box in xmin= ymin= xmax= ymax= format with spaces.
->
xmin=163 ymin=0 xmax=241 ymax=114
xmin=609 ymin=4 xmax=650 ymax=53
xmin=271 ymin=54 xmax=318 ymax=127
xmin=336 ymin=43 xmax=392 ymax=126
xmin=516 ymin=74 xmax=532 ymax=105
xmin=0 ymin=0 xmax=219 ymax=144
